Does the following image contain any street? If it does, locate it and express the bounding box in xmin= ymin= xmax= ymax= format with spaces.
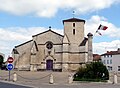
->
xmin=1 ymin=81 xmax=120 ymax=88
xmin=38 ymin=83 xmax=120 ymax=88
xmin=1 ymin=70 xmax=120 ymax=88
xmin=0 ymin=81 xmax=32 ymax=88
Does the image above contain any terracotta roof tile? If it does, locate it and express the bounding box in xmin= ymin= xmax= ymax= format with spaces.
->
xmin=93 ymin=54 xmax=101 ymax=61
xmin=101 ymin=49 xmax=120 ymax=56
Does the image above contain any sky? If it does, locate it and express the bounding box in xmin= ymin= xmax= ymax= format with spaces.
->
xmin=0 ymin=0 xmax=120 ymax=61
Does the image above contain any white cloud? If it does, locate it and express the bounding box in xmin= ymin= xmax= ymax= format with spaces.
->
xmin=85 ymin=15 xmax=120 ymax=38
xmin=0 ymin=28 xmax=30 ymax=41
xmin=0 ymin=27 xmax=63 ymax=41
xmin=0 ymin=0 xmax=119 ymax=17
xmin=93 ymin=40 xmax=120 ymax=54
xmin=0 ymin=15 xmax=120 ymax=60
xmin=0 ymin=27 xmax=63 ymax=60
xmin=85 ymin=15 xmax=120 ymax=54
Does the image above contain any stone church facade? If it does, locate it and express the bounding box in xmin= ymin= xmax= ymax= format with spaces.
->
xmin=12 ymin=17 xmax=93 ymax=71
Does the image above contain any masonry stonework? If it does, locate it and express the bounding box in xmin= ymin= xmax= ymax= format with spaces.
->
xmin=12 ymin=17 xmax=93 ymax=71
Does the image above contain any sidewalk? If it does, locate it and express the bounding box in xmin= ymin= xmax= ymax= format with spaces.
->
xmin=0 ymin=70 xmax=72 ymax=86
xmin=0 ymin=70 xmax=120 ymax=88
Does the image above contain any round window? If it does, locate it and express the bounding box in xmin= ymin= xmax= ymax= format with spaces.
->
xmin=46 ymin=42 xmax=53 ymax=49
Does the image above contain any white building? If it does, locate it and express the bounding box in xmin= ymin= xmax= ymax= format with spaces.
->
xmin=101 ymin=48 xmax=120 ymax=72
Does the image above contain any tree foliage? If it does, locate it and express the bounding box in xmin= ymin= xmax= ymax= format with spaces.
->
xmin=0 ymin=55 xmax=4 ymax=69
xmin=74 ymin=62 xmax=109 ymax=81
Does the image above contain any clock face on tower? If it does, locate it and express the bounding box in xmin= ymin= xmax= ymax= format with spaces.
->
xmin=46 ymin=41 xmax=53 ymax=49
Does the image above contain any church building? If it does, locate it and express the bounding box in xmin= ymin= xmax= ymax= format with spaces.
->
xmin=12 ymin=17 xmax=93 ymax=71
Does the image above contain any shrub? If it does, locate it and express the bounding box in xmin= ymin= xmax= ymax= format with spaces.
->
xmin=0 ymin=55 xmax=4 ymax=69
xmin=74 ymin=62 xmax=109 ymax=81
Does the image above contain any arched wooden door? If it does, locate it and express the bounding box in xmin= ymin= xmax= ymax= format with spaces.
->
xmin=46 ymin=60 xmax=53 ymax=70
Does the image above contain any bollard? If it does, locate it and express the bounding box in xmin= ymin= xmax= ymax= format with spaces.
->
xmin=13 ymin=72 xmax=17 ymax=82
xmin=49 ymin=74 xmax=54 ymax=84
xmin=113 ymin=73 xmax=117 ymax=84
xmin=68 ymin=74 xmax=73 ymax=84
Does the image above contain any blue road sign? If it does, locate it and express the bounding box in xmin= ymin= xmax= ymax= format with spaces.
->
xmin=7 ymin=64 xmax=13 ymax=71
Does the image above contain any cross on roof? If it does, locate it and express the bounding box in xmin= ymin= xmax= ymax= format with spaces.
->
xmin=72 ymin=11 xmax=75 ymax=18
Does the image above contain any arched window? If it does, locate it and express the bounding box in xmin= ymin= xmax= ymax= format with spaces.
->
xmin=46 ymin=41 xmax=53 ymax=49
xmin=73 ymin=29 xmax=75 ymax=35
xmin=73 ymin=23 xmax=75 ymax=27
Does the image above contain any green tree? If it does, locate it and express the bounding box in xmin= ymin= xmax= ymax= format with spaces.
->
xmin=74 ymin=62 xmax=109 ymax=81
xmin=0 ymin=55 xmax=4 ymax=69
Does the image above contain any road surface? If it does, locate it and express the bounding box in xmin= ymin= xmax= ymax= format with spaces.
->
xmin=0 ymin=81 xmax=32 ymax=88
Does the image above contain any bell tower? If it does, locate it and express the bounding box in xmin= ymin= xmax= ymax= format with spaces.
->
xmin=63 ymin=18 xmax=85 ymax=47
xmin=62 ymin=18 xmax=86 ymax=71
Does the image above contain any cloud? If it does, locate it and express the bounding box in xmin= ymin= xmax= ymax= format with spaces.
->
xmin=0 ymin=0 xmax=119 ymax=17
xmin=0 ymin=28 xmax=30 ymax=41
xmin=85 ymin=15 xmax=120 ymax=54
xmin=85 ymin=15 xmax=120 ymax=38
xmin=0 ymin=27 xmax=63 ymax=60
xmin=0 ymin=27 xmax=63 ymax=41
xmin=93 ymin=40 xmax=120 ymax=54
xmin=0 ymin=15 xmax=120 ymax=60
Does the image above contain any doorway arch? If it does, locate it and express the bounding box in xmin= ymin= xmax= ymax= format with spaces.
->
xmin=46 ymin=59 xmax=53 ymax=70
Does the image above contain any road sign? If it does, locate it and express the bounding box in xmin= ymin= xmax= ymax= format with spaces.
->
xmin=7 ymin=57 xmax=14 ymax=63
xmin=7 ymin=64 xmax=13 ymax=71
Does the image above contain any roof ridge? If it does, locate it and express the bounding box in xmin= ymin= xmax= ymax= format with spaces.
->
xmin=32 ymin=29 xmax=63 ymax=37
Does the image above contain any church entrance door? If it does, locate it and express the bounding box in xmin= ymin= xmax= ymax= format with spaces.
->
xmin=46 ymin=60 xmax=53 ymax=70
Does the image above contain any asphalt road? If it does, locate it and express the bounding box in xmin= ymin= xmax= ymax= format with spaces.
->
xmin=0 ymin=82 xmax=32 ymax=88
xmin=31 ymin=83 xmax=120 ymax=88
xmin=1 ymin=81 xmax=120 ymax=88
xmin=1 ymin=71 xmax=120 ymax=88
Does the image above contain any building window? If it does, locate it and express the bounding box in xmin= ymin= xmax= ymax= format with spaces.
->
xmin=118 ymin=66 xmax=120 ymax=71
xmin=73 ymin=29 xmax=75 ymax=35
xmin=107 ymin=60 xmax=109 ymax=64
xmin=103 ymin=60 xmax=106 ymax=64
xmin=46 ymin=41 xmax=53 ymax=49
xmin=107 ymin=66 xmax=112 ymax=71
xmin=104 ymin=55 xmax=106 ymax=58
xmin=110 ymin=59 xmax=112 ymax=64
xmin=73 ymin=23 xmax=75 ymax=27
xmin=111 ymin=55 xmax=112 ymax=57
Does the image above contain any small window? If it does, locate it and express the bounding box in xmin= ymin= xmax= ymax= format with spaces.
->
xmin=73 ymin=23 xmax=75 ymax=27
xmin=107 ymin=60 xmax=109 ymax=64
xmin=104 ymin=55 xmax=106 ymax=58
xmin=111 ymin=55 xmax=112 ymax=57
xmin=73 ymin=29 xmax=75 ymax=35
xmin=103 ymin=60 xmax=106 ymax=64
xmin=118 ymin=66 xmax=120 ymax=71
xmin=110 ymin=59 xmax=112 ymax=64
xmin=108 ymin=66 xmax=112 ymax=71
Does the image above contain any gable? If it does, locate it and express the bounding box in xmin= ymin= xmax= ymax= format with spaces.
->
xmin=13 ymin=40 xmax=33 ymax=59
xmin=32 ymin=30 xmax=63 ymax=37
xmin=31 ymin=41 xmax=39 ymax=54
xmin=15 ymin=40 xmax=33 ymax=48
xmin=32 ymin=30 xmax=64 ymax=44
xmin=63 ymin=33 xmax=70 ymax=44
